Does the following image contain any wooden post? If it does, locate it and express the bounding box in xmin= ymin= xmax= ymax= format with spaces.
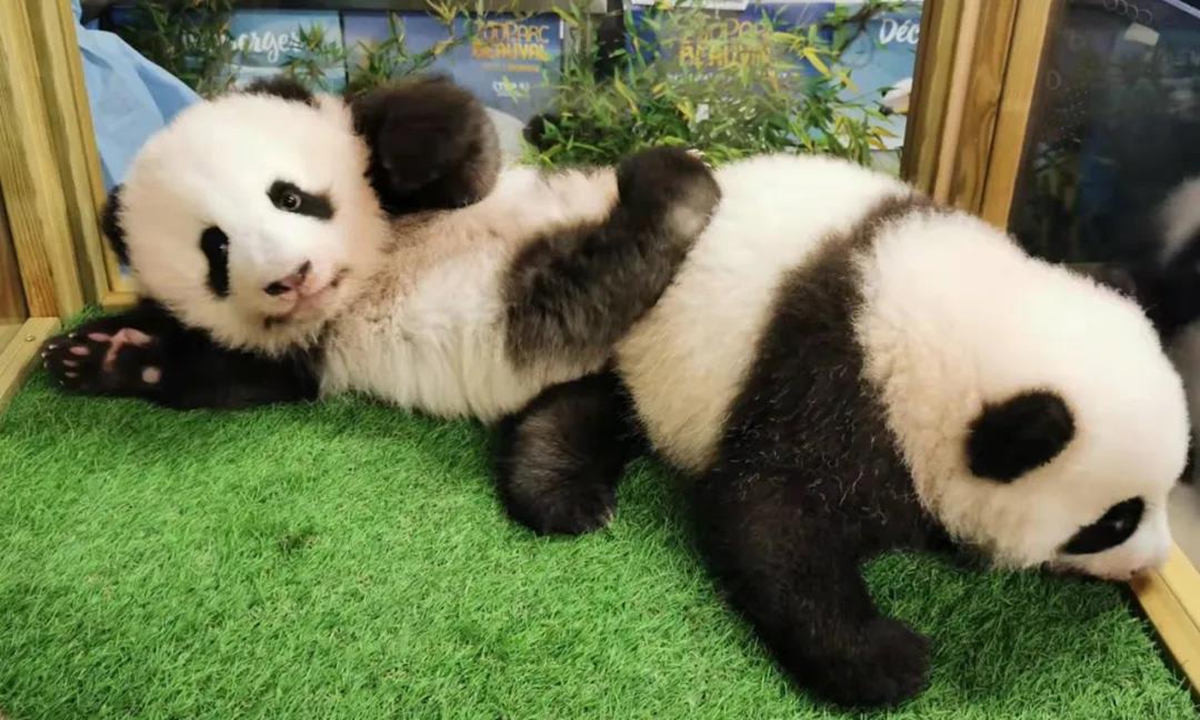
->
xmin=0 ymin=1 xmax=87 ymax=318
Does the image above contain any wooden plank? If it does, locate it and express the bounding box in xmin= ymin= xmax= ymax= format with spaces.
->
xmin=26 ymin=0 xmax=109 ymax=304
xmin=54 ymin=0 xmax=130 ymax=300
xmin=979 ymin=0 xmax=1062 ymax=229
xmin=0 ymin=2 xmax=85 ymax=317
xmin=0 ymin=184 xmax=29 ymax=327
xmin=0 ymin=317 xmax=59 ymax=412
xmin=100 ymin=289 xmax=137 ymax=311
xmin=901 ymin=0 xmax=965 ymax=194
xmin=930 ymin=0 xmax=980 ymax=205
xmin=1131 ymin=545 xmax=1200 ymax=691
xmin=0 ymin=326 xmax=20 ymax=351
xmin=943 ymin=0 xmax=1018 ymax=212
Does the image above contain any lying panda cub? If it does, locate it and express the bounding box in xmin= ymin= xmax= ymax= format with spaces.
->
xmin=497 ymin=154 xmax=1190 ymax=707
xmin=41 ymin=76 xmax=719 ymax=418
xmin=45 ymin=79 xmax=1189 ymax=709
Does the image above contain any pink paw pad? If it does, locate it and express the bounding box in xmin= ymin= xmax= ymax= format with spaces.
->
xmin=102 ymin=328 xmax=153 ymax=372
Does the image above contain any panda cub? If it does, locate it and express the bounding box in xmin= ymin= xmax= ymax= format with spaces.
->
xmin=500 ymin=154 xmax=1190 ymax=708
xmin=41 ymin=76 xmax=719 ymax=420
xmin=43 ymin=76 xmax=1189 ymax=709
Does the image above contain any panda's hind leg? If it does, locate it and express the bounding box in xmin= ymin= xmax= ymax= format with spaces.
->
xmin=691 ymin=466 xmax=931 ymax=710
xmin=492 ymin=371 xmax=643 ymax=536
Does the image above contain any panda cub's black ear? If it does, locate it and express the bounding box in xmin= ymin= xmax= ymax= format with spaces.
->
xmin=241 ymin=77 xmax=316 ymax=106
xmin=966 ymin=390 xmax=1075 ymax=482
xmin=100 ymin=185 xmax=129 ymax=265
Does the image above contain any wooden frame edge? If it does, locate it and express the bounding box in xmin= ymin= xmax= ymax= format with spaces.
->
xmin=1132 ymin=545 xmax=1200 ymax=691
xmin=0 ymin=317 xmax=59 ymax=412
xmin=27 ymin=0 xmax=112 ymax=304
xmin=979 ymin=0 xmax=1062 ymax=228
xmin=902 ymin=0 xmax=1020 ymax=215
xmin=901 ymin=0 xmax=965 ymax=194
xmin=100 ymin=289 xmax=137 ymax=311
xmin=0 ymin=2 xmax=86 ymax=317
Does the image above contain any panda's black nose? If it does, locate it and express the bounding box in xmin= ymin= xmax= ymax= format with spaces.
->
xmin=264 ymin=260 xmax=312 ymax=296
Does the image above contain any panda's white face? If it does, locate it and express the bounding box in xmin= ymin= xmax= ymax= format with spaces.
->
xmin=859 ymin=211 xmax=1189 ymax=581
xmin=116 ymin=93 xmax=388 ymax=355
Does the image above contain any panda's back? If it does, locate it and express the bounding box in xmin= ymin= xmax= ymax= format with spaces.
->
xmin=615 ymin=154 xmax=910 ymax=472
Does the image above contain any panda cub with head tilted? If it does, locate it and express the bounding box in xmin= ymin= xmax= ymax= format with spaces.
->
xmin=499 ymin=154 xmax=1190 ymax=709
xmin=41 ymin=76 xmax=719 ymax=419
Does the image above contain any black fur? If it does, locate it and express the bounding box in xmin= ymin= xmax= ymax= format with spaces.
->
xmin=242 ymin=76 xmax=316 ymax=106
xmin=200 ymin=226 xmax=231 ymax=298
xmin=101 ymin=185 xmax=129 ymax=265
xmin=41 ymin=299 xmax=321 ymax=410
xmin=350 ymin=75 xmax=500 ymax=215
xmin=686 ymin=194 xmax=947 ymax=709
xmin=493 ymin=371 xmax=643 ymax=536
xmin=503 ymin=147 xmax=720 ymax=370
xmin=1082 ymin=262 xmax=1200 ymax=343
xmin=268 ymin=180 xmax=334 ymax=220
xmin=1060 ymin=497 xmax=1144 ymax=555
xmin=966 ymin=390 xmax=1075 ymax=482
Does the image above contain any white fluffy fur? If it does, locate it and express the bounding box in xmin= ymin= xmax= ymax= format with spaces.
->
xmin=1158 ymin=176 xmax=1200 ymax=263
xmin=118 ymin=92 xmax=617 ymax=422
xmin=321 ymin=167 xmax=618 ymax=421
xmin=1158 ymin=176 xmax=1200 ymax=480
xmin=618 ymin=154 xmax=1188 ymax=580
xmin=121 ymin=94 xmax=388 ymax=355
xmin=617 ymin=155 xmax=910 ymax=471
xmin=856 ymin=211 xmax=1186 ymax=579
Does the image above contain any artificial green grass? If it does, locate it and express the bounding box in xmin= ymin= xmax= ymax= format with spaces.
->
xmin=0 ymin=369 xmax=1195 ymax=720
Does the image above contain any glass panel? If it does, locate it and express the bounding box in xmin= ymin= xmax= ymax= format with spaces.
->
xmin=1007 ymin=0 xmax=1200 ymax=565
xmin=76 ymin=0 xmax=925 ymax=186
xmin=0 ymin=182 xmax=29 ymax=350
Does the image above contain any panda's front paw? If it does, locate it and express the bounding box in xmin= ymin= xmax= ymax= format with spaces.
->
xmin=616 ymin=146 xmax=721 ymax=241
xmin=360 ymin=76 xmax=501 ymax=213
xmin=802 ymin=617 xmax=931 ymax=709
xmin=42 ymin=327 xmax=163 ymax=397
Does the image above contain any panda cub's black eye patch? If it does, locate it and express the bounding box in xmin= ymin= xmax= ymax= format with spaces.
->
xmin=268 ymin=180 xmax=334 ymax=220
xmin=1060 ymin=497 xmax=1144 ymax=555
xmin=200 ymin=226 xmax=230 ymax=298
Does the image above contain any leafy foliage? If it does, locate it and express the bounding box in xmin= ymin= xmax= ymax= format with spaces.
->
xmin=117 ymin=0 xmax=237 ymax=98
xmin=281 ymin=24 xmax=347 ymax=93
xmin=529 ymin=0 xmax=907 ymax=168
xmin=344 ymin=2 xmax=479 ymax=99
xmin=113 ymin=0 xmax=907 ymax=169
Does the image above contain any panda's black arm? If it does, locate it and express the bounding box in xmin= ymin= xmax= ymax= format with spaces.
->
xmin=502 ymin=147 xmax=721 ymax=369
xmin=41 ymin=299 xmax=321 ymax=410
xmin=351 ymin=76 xmax=501 ymax=215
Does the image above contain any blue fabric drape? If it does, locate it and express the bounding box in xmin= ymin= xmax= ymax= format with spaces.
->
xmin=70 ymin=0 xmax=199 ymax=190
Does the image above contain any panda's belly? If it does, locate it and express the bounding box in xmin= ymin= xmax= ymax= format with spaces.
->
xmin=615 ymin=154 xmax=908 ymax=473
xmin=321 ymin=248 xmax=594 ymax=422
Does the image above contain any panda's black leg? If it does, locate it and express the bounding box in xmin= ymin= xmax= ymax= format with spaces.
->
xmin=691 ymin=468 xmax=931 ymax=710
xmin=492 ymin=371 xmax=643 ymax=536
xmin=503 ymin=147 xmax=720 ymax=369
xmin=42 ymin=300 xmax=321 ymax=410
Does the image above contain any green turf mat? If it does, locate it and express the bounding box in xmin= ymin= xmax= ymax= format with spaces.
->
xmin=0 ymin=369 xmax=1194 ymax=719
